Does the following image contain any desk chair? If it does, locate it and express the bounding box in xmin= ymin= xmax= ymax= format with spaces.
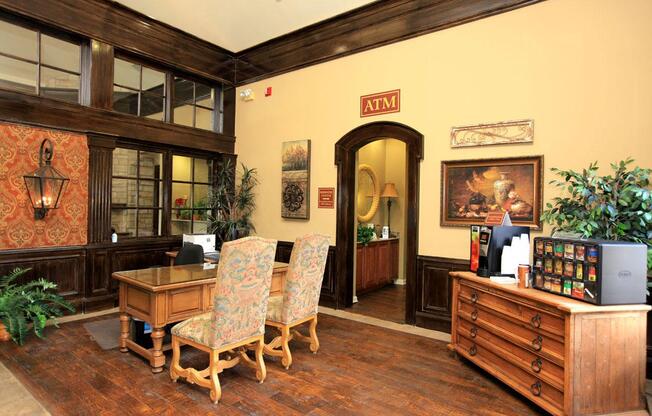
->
xmin=174 ymin=243 xmax=204 ymax=265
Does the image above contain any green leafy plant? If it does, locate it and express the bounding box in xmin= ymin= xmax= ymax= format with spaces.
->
xmin=0 ymin=268 xmax=74 ymax=345
xmin=208 ymin=159 xmax=258 ymax=243
xmin=357 ymin=224 xmax=375 ymax=245
xmin=541 ymin=158 xmax=652 ymax=272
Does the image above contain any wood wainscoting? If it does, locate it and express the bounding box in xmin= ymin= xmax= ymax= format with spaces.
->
xmin=416 ymin=255 xmax=469 ymax=333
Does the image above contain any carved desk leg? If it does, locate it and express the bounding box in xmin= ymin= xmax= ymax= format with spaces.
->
xmin=119 ymin=313 xmax=130 ymax=353
xmin=150 ymin=326 xmax=166 ymax=373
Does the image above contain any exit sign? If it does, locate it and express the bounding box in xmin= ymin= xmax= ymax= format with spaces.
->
xmin=360 ymin=89 xmax=400 ymax=117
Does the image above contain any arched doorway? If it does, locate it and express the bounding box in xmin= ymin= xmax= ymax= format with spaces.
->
xmin=334 ymin=121 xmax=423 ymax=324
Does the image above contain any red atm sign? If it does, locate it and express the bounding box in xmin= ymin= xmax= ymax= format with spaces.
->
xmin=360 ymin=89 xmax=400 ymax=117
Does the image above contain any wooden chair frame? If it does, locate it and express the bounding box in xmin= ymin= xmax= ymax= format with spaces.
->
xmin=264 ymin=314 xmax=319 ymax=369
xmin=170 ymin=333 xmax=266 ymax=404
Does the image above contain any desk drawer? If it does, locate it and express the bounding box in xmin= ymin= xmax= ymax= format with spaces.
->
xmin=459 ymin=299 xmax=564 ymax=366
xmin=167 ymin=286 xmax=204 ymax=321
xmin=459 ymin=282 xmax=564 ymax=337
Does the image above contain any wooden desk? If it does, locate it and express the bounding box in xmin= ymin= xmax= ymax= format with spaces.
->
xmin=112 ymin=262 xmax=288 ymax=373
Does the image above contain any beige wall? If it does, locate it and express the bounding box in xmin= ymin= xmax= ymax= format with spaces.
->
xmin=235 ymin=0 xmax=652 ymax=261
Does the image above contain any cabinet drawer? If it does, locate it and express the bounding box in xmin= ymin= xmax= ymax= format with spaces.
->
xmin=457 ymin=334 xmax=563 ymax=415
xmin=459 ymin=299 xmax=564 ymax=366
xmin=458 ymin=317 xmax=564 ymax=390
xmin=459 ymin=282 xmax=564 ymax=337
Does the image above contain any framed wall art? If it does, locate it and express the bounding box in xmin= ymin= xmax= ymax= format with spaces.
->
xmin=440 ymin=155 xmax=543 ymax=229
xmin=281 ymin=139 xmax=310 ymax=219
xmin=450 ymin=119 xmax=534 ymax=148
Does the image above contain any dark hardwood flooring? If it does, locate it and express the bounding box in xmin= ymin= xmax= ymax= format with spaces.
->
xmin=0 ymin=313 xmax=545 ymax=415
xmin=348 ymin=284 xmax=407 ymax=323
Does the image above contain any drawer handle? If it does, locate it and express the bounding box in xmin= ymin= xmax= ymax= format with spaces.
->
xmin=470 ymin=292 xmax=479 ymax=304
xmin=530 ymin=314 xmax=542 ymax=329
xmin=530 ymin=381 xmax=542 ymax=397
xmin=471 ymin=309 xmax=478 ymax=321
xmin=469 ymin=344 xmax=477 ymax=356
xmin=531 ymin=335 xmax=543 ymax=351
xmin=470 ymin=326 xmax=478 ymax=338
xmin=531 ymin=358 xmax=542 ymax=373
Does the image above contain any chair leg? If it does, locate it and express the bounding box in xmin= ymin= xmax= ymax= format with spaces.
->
xmin=308 ymin=316 xmax=320 ymax=353
xmin=280 ymin=325 xmax=293 ymax=370
xmin=170 ymin=335 xmax=181 ymax=382
xmin=254 ymin=337 xmax=266 ymax=383
xmin=209 ymin=350 xmax=222 ymax=404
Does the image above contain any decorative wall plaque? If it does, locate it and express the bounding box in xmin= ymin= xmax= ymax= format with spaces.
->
xmin=450 ymin=119 xmax=534 ymax=148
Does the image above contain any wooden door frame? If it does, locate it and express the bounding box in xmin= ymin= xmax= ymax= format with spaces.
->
xmin=334 ymin=121 xmax=423 ymax=324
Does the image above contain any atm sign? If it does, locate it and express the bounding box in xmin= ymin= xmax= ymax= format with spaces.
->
xmin=360 ymin=89 xmax=400 ymax=117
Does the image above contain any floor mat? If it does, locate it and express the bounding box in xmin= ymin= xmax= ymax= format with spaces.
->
xmin=83 ymin=318 xmax=120 ymax=350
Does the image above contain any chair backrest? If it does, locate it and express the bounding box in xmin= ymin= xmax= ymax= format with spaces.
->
xmin=174 ymin=243 xmax=205 ymax=266
xmin=210 ymin=236 xmax=277 ymax=346
xmin=281 ymin=234 xmax=330 ymax=323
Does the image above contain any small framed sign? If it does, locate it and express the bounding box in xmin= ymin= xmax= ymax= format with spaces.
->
xmin=360 ymin=89 xmax=400 ymax=117
xmin=318 ymin=187 xmax=335 ymax=209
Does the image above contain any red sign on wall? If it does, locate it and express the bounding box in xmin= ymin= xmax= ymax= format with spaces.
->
xmin=360 ymin=89 xmax=400 ymax=117
xmin=318 ymin=187 xmax=335 ymax=209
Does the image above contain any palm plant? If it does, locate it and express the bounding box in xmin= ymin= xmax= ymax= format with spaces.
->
xmin=0 ymin=268 xmax=74 ymax=345
xmin=208 ymin=159 xmax=259 ymax=244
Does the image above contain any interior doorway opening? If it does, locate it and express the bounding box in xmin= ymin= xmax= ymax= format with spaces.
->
xmin=334 ymin=122 xmax=423 ymax=324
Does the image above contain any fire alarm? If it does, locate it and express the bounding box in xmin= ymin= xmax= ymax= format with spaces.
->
xmin=265 ymin=86 xmax=272 ymax=97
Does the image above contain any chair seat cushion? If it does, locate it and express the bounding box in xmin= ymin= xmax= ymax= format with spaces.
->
xmin=266 ymin=296 xmax=284 ymax=323
xmin=172 ymin=312 xmax=217 ymax=347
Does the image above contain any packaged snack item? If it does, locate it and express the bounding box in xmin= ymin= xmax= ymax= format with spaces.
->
xmin=535 ymin=271 xmax=544 ymax=288
xmin=551 ymin=277 xmax=561 ymax=293
xmin=543 ymin=275 xmax=552 ymax=290
xmin=588 ymin=265 xmax=597 ymax=282
xmin=587 ymin=246 xmax=599 ymax=263
xmin=575 ymin=245 xmax=585 ymax=261
xmin=544 ymin=258 xmax=553 ymax=274
xmin=562 ymin=279 xmax=572 ymax=295
xmin=536 ymin=240 xmax=544 ymax=255
xmin=572 ymin=281 xmax=584 ymax=299
xmin=554 ymin=259 xmax=563 ymax=275
xmin=545 ymin=241 xmax=553 ymax=255
xmin=564 ymin=243 xmax=574 ymax=260
xmin=554 ymin=242 xmax=564 ymax=258
xmin=575 ymin=263 xmax=583 ymax=280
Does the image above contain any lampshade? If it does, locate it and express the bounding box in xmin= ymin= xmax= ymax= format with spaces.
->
xmin=23 ymin=139 xmax=69 ymax=219
xmin=381 ymin=182 xmax=399 ymax=198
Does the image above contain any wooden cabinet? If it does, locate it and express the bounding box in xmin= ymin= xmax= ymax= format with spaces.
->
xmin=449 ymin=271 xmax=650 ymax=416
xmin=356 ymin=238 xmax=399 ymax=294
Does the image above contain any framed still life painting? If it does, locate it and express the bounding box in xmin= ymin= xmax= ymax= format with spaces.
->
xmin=281 ymin=139 xmax=310 ymax=219
xmin=440 ymin=155 xmax=543 ymax=229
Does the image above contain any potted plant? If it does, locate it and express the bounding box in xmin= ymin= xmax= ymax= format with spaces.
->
xmin=541 ymin=158 xmax=652 ymax=276
xmin=208 ymin=159 xmax=258 ymax=245
xmin=0 ymin=268 xmax=75 ymax=345
xmin=357 ymin=224 xmax=375 ymax=246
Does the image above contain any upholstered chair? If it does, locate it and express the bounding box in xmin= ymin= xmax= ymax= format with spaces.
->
xmin=169 ymin=236 xmax=277 ymax=404
xmin=264 ymin=234 xmax=330 ymax=369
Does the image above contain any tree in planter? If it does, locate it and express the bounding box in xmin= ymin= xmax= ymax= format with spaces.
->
xmin=541 ymin=158 xmax=652 ymax=272
xmin=208 ymin=159 xmax=258 ymax=244
xmin=0 ymin=268 xmax=75 ymax=345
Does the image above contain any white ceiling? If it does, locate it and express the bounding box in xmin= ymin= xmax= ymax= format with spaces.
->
xmin=116 ymin=0 xmax=376 ymax=53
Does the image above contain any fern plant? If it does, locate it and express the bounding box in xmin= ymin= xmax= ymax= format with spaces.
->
xmin=0 ymin=268 xmax=75 ymax=345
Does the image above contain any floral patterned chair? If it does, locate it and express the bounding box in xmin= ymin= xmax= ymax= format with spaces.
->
xmin=264 ymin=234 xmax=330 ymax=369
xmin=169 ymin=236 xmax=277 ymax=404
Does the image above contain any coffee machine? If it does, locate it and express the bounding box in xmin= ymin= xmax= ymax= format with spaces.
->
xmin=473 ymin=225 xmax=530 ymax=277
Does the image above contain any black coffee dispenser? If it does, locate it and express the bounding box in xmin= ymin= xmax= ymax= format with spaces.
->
xmin=477 ymin=225 xmax=530 ymax=277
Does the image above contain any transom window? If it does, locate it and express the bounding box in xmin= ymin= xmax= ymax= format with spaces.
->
xmin=113 ymin=57 xmax=166 ymax=121
xmin=111 ymin=147 xmax=163 ymax=238
xmin=0 ymin=18 xmax=81 ymax=103
xmin=171 ymin=155 xmax=213 ymax=235
xmin=173 ymin=77 xmax=216 ymax=131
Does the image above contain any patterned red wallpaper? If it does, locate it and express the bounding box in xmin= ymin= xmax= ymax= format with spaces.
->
xmin=0 ymin=122 xmax=88 ymax=250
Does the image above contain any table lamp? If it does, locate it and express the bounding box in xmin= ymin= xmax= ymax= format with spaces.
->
xmin=381 ymin=182 xmax=399 ymax=234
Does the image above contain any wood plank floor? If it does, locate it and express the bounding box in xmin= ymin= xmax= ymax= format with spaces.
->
xmin=347 ymin=284 xmax=406 ymax=323
xmin=0 ymin=313 xmax=545 ymax=415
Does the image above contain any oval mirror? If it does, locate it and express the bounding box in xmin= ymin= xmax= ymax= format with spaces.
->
xmin=357 ymin=164 xmax=380 ymax=223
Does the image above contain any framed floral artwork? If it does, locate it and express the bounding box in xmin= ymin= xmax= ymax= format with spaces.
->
xmin=281 ymin=139 xmax=310 ymax=219
xmin=440 ymin=155 xmax=543 ymax=228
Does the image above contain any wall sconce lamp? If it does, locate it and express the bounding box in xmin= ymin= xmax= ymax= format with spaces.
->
xmin=239 ymin=88 xmax=255 ymax=101
xmin=23 ymin=139 xmax=69 ymax=220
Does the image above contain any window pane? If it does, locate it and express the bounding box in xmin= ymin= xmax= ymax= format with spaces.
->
xmin=139 ymin=151 xmax=162 ymax=179
xmin=195 ymin=84 xmax=213 ymax=108
xmin=173 ymin=77 xmax=193 ymax=106
xmin=40 ymin=67 xmax=79 ymax=103
xmin=142 ymin=66 xmax=165 ymax=93
xmin=41 ymin=34 xmax=80 ymax=73
xmin=138 ymin=180 xmax=161 ymax=207
xmin=0 ymin=55 xmax=36 ymax=94
xmin=141 ymin=92 xmax=164 ymax=120
xmin=193 ymin=158 xmax=212 ymax=184
xmin=193 ymin=210 xmax=211 ymax=233
xmin=172 ymin=155 xmax=192 ymax=181
xmin=195 ymin=106 xmax=213 ymax=131
xmin=111 ymin=209 xmax=137 ymax=238
xmin=0 ymin=20 xmax=37 ymax=61
xmin=171 ymin=210 xmax=192 ymax=235
xmin=193 ymin=184 xmax=210 ymax=208
xmin=114 ymin=58 xmax=140 ymax=89
xmin=111 ymin=179 xmax=138 ymax=207
xmin=173 ymin=104 xmax=194 ymax=127
xmin=112 ymin=148 xmax=138 ymax=177
xmin=138 ymin=209 xmax=161 ymax=237
xmin=113 ymin=86 xmax=139 ymax=115
xmin=172 ymin=182 xmax=192 ymax=205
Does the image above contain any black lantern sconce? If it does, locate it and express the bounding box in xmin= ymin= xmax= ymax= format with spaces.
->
xmin=22 ymin=139 xmax=69 ymax=220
